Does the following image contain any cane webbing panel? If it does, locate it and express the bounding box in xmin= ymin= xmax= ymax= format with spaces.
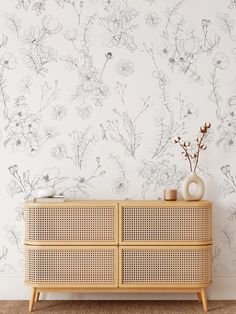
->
xmin=25 ymin=246 xmax=117 ymax=286
xmin=121 ymin=207 xmax=211 ymax=243
xmin=25 ymin=206 xmax=116 ymax=243
xmin=121 ymin=246 xmax=212 ymax=286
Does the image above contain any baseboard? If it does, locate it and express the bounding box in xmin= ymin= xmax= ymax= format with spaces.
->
xmin=0 ymin=275 xmax=235 ymax=300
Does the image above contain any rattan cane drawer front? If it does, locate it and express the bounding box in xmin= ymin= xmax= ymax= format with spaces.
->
xmin=120 ymin=206 xmax=212 ymax=244
xmin=120 ymin=246 xmax=212 ymax=287
xmin=25 ymin=246 xmax=118 ymax=287
xmin=25 ymin=205 xmax=117 ymax=244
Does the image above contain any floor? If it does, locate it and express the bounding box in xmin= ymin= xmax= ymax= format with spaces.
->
xmin=0 ymin=300 xmax=236 ymax=314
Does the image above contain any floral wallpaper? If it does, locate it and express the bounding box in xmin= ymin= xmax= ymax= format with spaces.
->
xmin=0 ymin=0 xmax=236 ymax=282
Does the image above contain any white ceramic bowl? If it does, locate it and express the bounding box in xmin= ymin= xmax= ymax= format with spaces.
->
xmin=36 ymin=188 xmax=56 ymax=198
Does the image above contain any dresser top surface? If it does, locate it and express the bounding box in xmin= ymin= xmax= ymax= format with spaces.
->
xmin=25 ymin=200 xmax=212 ymax=207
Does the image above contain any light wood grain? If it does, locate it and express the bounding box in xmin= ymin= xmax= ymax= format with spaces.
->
xmin=25 ymin=200 xmax=212 ymax=312
xmin=29 ymin=288 xmax=36 ymax=312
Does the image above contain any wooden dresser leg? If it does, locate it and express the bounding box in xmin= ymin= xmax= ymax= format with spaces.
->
xmin=200 ymin=288 xmax=208 ymax=312
xmin=197 ymin=292 xmax=202 ymax=302
xmin=35 ymin=291 xmax=40 ymax=303
xmin=29 ymin=288 xmax=36 ymax=312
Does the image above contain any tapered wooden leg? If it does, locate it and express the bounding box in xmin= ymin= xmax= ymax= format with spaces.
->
xmin=29 ymin=288 xmax=36 ymax=312
xmin=200 ymin=288 xmax=208 ymax=312
xmin=197 ymin=292 xmax=202 ymax=302
xmin=35 ymin=292 xmax=40 ymax=303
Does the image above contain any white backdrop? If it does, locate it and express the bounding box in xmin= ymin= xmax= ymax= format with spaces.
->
xmin=0 ymin=0 xmax=236 ymax=299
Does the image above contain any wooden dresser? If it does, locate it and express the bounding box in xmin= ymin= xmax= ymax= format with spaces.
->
xmin=24 ymin=200 xmax=212 ymax=312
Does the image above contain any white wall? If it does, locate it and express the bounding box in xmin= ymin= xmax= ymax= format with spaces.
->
xmin=0 ymin=0 xmax=236 ymax=299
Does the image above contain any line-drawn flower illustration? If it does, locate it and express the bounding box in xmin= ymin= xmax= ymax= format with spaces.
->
xmin=159 ymin=6 xmax=219 ymax=84
xmin=76 ymin=104 xmax=92 ymax=120
xmin=64 ymin=157 xmax=106 ymax=198
xmin=212 ymin=246 xmax=221 ymax=264
xmin=209 ymin=53 xmax=236 ymax=153
xmin=213 ymin=52 xmax=230 ymax=70
xmin=39 ymin=167 xmax=64 ymax=187
xmin=50 ymin=104 xmax=67 ymax=120
xmin=143 ymin=44 xmax=171 ymax=110
xmin=0 ymin=52 xmax=17 ymax=70
xmin=43 ymin=125 xmax=58 ymax=140
xmin=0 ymin=247 xmax=8 ymax=264
xmin=0 ymin=61 xmax=13 ymax=120
xmin=41 ymin=15 xmax=62 ymax=35
xmin=217 ymin=13 xmax=236 ymax=41
xmin=69 ymin=44 xmax=111 ymax=101
xmin=62 ymin=15 xmax=112 ymax=116
xmin=116 ymin=59 xmax=135 ymax=76
xmin=161 ymin=0 xmax=185 ymax=41
xmin=227 ymin=203 xmax=236 ymax=221
xmin=3 ymin=81 xmax=59 ymax=155
xmin=67 ymin=128 xmax=96 ymax=169
xmin=100 ymin=123 xmax=108 ymax=140
xmin=215 ymin=96 xmax=236 ymax=151
xmin=143 ymin=46 xmax=191 ymax=159
xmin=31 ymin=0 xmax=46 ymax=16
xmin=0 ymin=264 xmax=16 ymax=273
xmin=209 ymin=52 xmax=230 ymax=121
xmin=64 ymin=28 xmax=79 ymax=42
xmin=179 ymin=94 xmax=199 ymax=120
xmin=106 ymin=82 xmax=152 ymax=158
xmin=228 ymin=0 xmax=236 ymax=9
xmin=139 ymin=159 xmax=187 ymax=199
xmin=112 ymin=177 xmax=129 ymax=195
xmin=217 ymin=225 xmax=235 ymax=250
xmin=54 ymin=0 xmax=84 ymax=25
xmin=40 ymin=80 xmax=60 ymax=108
xmin=100 ymin=0 xmax=139 ymax=52
xmin=217 ymin=128 xmax=236 ymax=152
xmin=15 ymin=0 xmax=47 ymax=16
xmin=7 ymin=164 xmax=67 ymax=200
xmin=15 ymin=203 xmax=25 ymax=221
xmin=4 ymin=13 xmax=21 ymax=39
xmin=17 ymin=76 xmax=33 ymax=94
xmin=0 ymin=34 xmax=8 ymax=49
xmin=4 ymin=225 xmax=22 ymax=251
xmin=51 ymin=142 xmax=67 ymax=160
xmin=200 ymin=19 xmax=220 ymax=54
xmin=220 ymin=164 xmax=236 ymax=196
xmin=165 ymin=22 xmax=203 ymax=83
xmin=152 ymin=111 xmax=185 ymax=159
xmin=110 ymin=154 xmax=129 ymax=195
xmin=211 ymin=246 xmax=232 ymax=274
xmin=20 ymin=15 xmax=61 ymax=76
xmin=145 ymin=12 xmax=160 ymax=27
xmin=15 ymin=0 xmax=31 ymax=11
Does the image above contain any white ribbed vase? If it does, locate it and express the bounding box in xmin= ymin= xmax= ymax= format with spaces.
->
xmin=182 ymin=171 xmax=205 ymax=201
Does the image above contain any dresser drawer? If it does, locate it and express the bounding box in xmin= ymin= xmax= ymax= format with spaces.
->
xmin=119 ymin=205 xmax=212 ymax=244
xmin=119 ymin=246 xmax=212 ymax=287
xmin=25 ymin=204 xmax=118 ymax=244
xmin=25 ymin=246 xmax=118 ymax=287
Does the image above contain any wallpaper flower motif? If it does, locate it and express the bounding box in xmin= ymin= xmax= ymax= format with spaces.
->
xmin=100 ymin=0 xmax=139 ymax=51
xmin=0 ymin=0 xmax=236 ymax=283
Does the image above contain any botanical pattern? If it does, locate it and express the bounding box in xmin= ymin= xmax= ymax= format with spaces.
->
xmin=106 ymin=82 xmax=151 ymax=158
xmin=0 ymin=0 xmax=236 ymax=285
xmin=100 ymin=0 xmax=139 ymax=51
xmin=139 ymin=159 xmax=187 ymax=199
xmin=110 ymin=154 xmax=129 ymax=195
